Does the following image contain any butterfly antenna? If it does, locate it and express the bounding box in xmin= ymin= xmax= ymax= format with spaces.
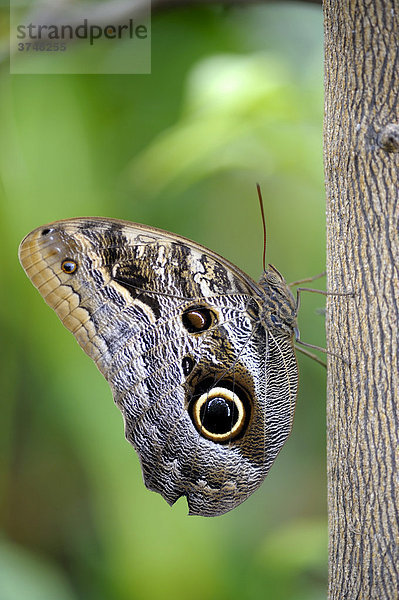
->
xmin=256 ymin=183 xmax=267 ymax=272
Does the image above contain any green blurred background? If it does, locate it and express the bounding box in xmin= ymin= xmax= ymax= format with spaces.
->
xmin=0 ymin=3 xmax=328 ymax=600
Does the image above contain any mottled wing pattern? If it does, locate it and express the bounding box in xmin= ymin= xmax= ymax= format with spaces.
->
xmin=19 ymin=217 xmax=298 ymax=516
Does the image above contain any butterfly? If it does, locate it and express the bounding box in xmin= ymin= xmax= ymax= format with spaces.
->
xmin=18 ymin=215 xmax=298 ymax=516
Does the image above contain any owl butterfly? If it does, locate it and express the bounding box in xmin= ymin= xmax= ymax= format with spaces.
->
xmin=19 ymin=211 xmax=298 ymax=517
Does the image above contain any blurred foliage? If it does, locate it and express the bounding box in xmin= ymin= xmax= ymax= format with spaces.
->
xmin=0 ymin=3 xmax=328 ymax=600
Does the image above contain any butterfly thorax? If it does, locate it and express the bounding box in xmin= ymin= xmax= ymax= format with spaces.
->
xmin=257 ymin=264 xmax=297 ymax=337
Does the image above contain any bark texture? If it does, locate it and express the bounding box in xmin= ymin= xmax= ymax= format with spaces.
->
xmin=324 ymin=1 xmax=399 ymax=598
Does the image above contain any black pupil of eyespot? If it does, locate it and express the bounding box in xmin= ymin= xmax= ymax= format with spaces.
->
xmin=200 ymin=397 xmax=239 ymax=434
xmin=182 ymin=308 xmax=213 ymax=333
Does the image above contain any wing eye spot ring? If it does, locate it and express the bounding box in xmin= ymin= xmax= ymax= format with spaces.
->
xmin=181 ymin=306 xmax=217 ymax=334
xmin=61 ymin=259 xmax=78 ymax=274
xmin=191 ymin=387 xmax=247 ymax=442
xmin=188 ymin=379 xmax=252 ymax=444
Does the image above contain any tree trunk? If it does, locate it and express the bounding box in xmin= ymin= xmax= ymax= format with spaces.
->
xmin=324 ymin=1 xmax=399 ymax=598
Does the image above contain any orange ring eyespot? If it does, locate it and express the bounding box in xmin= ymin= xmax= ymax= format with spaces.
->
xmin=61 ymin=259 xmax=78 ymax=274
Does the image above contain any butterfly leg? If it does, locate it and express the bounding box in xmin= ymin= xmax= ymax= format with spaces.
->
xmin=288 ymin=271 xmax=326 ymax=287
xmin=293 ymin=286 xmax=355 ymax=367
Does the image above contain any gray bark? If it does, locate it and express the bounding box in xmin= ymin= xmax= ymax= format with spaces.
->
xmin=324 ymin=1 xmax=399 ymax=598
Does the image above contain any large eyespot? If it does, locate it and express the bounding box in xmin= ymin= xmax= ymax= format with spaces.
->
xmin=61 ymin=259 xmax=78 ymax=274
xmin=181 ymin=306 xmax=217 ymax=333
xmin=190 ymin=386 xmax=249 ymax=443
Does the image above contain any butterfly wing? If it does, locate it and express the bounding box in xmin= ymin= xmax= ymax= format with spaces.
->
xmin=19 ymin=217 xmax=297 ymax=516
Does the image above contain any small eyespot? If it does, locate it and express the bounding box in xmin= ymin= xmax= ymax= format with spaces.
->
xmin=182 ymin=356 xmax=195 ymax=377
xmin=61 ymin=259 xmax=78 ymax=274
xmin=190 ymin=386 xmax=248 ymax=443
xmin=41 ymin=227 xmax=55 ymax=236
xmin=182 ymin=306 xmax=216 ymax=333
